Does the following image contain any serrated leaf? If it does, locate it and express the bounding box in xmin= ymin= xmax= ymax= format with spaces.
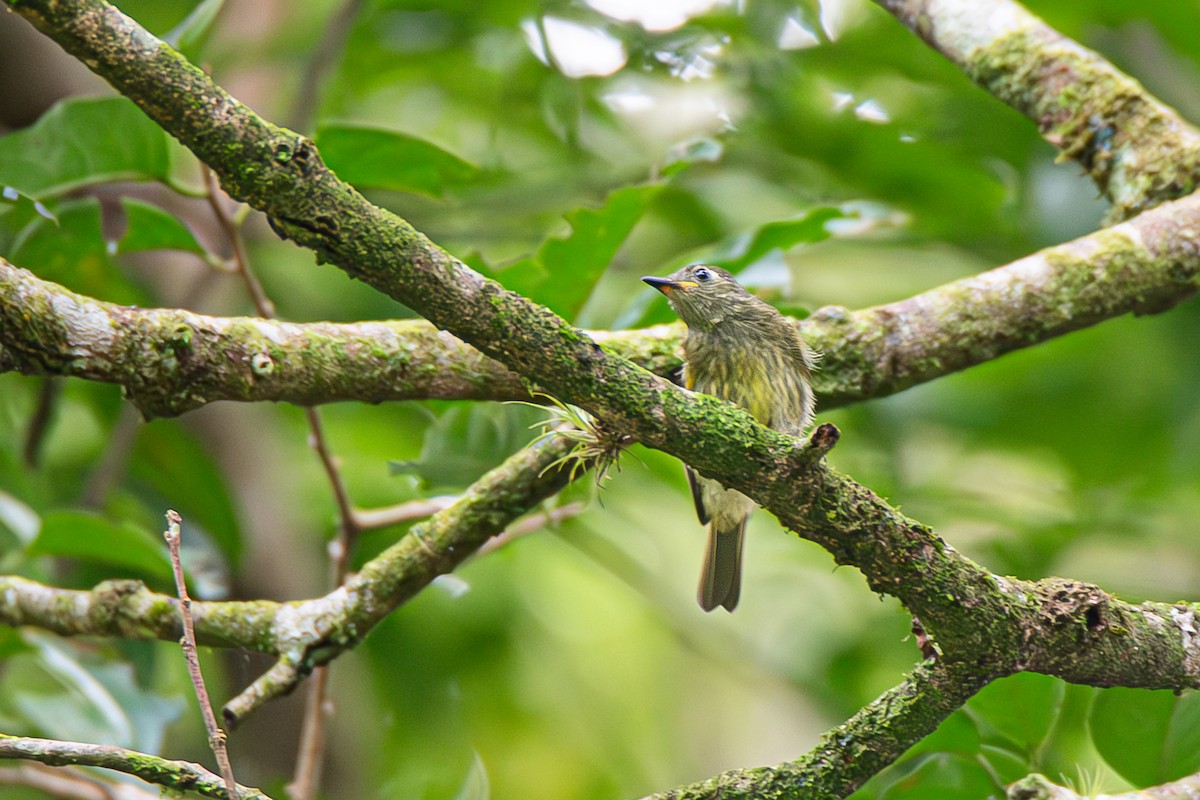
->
xmin=28 ymin=511 xmax=171 ymax=579
xmin=480 ymin=184 xmax=660 ymax=319
xmin=316 ymin=124 xmax=481 ymax=198
xmin=0 ymin=97 xmax=173 ymax=199
xmin=1090 ymin=687 xmax=1200 ymax=787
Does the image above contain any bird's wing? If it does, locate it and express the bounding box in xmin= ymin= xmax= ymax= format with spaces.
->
xmin=685 ymin=465 xmax=711 ymax=525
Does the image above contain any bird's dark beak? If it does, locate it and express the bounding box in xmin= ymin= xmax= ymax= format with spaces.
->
xmin=642 ymin=276 xmax=696 ymax=294
xmin=642 ymin=276 xmax=676 ymax=293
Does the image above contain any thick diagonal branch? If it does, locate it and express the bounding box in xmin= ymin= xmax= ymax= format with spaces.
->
xmin=0 ymin=432 xmax=590 ymax=667
xmin=6 ymin=0 xmax=1200 ymax=670
xmin=874 ymin=0 xmax=1200 ymax=220
xmin=643 ymin=659 xmax=991 ymax=800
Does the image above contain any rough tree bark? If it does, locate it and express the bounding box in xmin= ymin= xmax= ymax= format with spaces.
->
xmin=1 ymin=1 xmax=1199 ymax=799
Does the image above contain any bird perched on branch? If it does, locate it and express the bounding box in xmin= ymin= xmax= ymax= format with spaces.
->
xmin=643 ymin=265 xmax=816 ymax=612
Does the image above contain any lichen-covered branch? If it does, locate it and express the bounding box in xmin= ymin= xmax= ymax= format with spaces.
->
xmin=0 ymin=433 xmax=588 ymax=671
xmin=0 ymin=575 xmax=283 ymax=652
xmin=0 ymin=735 xmax=272 ymax=800
xmin=643 ymin=659 xmax=991 ymax=800
xmin=773 ymin=434 xmax=1200 ymax=692
xmin=223 ymin=430 xmax=589 ymax=723
xmin=6 ymin=174 xmax=1200 ymax=415
xmin=7 ymin=2 xmax=1200 ymax=793
xmin=873 ymin=0 xmax=1200 ymax=220
xmin=791 ymin=189 xmax=1200 ymax=406
xmin=6 ymin=0 xmax=1200 ymax=685
xmin=3 ymin=432 xmax=1200 ymax=719
xmin=0 ymin=258 xmax=677 ymax=416
xmin=3 ymin=427 xmax=1200 ymax=793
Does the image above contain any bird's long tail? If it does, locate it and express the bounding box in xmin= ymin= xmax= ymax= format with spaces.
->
xmin=697 ymin=515 xmax=746 ymax=612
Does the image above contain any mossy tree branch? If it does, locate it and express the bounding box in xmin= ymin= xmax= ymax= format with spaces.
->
xmin=873 ymin=0 xmax=1200 ymax=221
xmin=6 ymin=1 xmax=1200 ymax=797
xmin=0 ymin=432 xmax=591 ymax=694
xmin=6 ymin=0 xmax=1200 ymax=696
xmin=0 ymin=735 xmax=272 ymax=799
xmin=6 ymin=179 xmax=1200 ymax=415
xmin=0 ymin=257 xmax=674 ymax=415
xmin=3 ymin=3 xmax=1198 ymax=564
xmin=3 ymin=429 xmax=1200 ymax=719
xmin=5 ymin=426 xmax=1200 ymax=795
xmin=643 ymin=659 xmax=992 ymax=800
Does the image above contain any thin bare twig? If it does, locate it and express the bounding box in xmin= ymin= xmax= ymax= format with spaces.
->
xmin=288 ymin=665 xmax=332 ymax=800
xmin=21 ymin=377 xmax=60 ymax=468
xmin=201 ymin=164 xmax=274 ymax=318
xmin=202 ymin=150 xmax=352 ymax=800
xmin=80 ymin=404 xmax=141 ymax=508
xmin=289 ymin=0 xmax=364 ymax=132
xmin=474 ymin=501 xmax=586 ymax=558
xmin=164 ymin=510 xmax=240 ymax=800
xmin=350 ymin=495 xmax=458 ymax=531
xmin=306 ymin=408 xmax=361 ymax=578
xmin=289 ymin=409 xmax=360 ymax=800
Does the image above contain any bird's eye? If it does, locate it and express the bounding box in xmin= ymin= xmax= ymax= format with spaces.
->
xmin=693 ymin=267 xmax=713 ymax=282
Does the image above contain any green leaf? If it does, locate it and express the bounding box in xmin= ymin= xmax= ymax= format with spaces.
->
xmin=8 ymin=199 xmax=150 ymax=305
xmin=28 ymin=511 xmax=171 ymax=579
xmin=0 ymin=97 xmax=173 ymax=199
xmin=316 ymin=124 xmax=481 ymax=198
xmin=129 ymin=423 xmax=243 ymax=565
xmin=0 ymin=187 xmax=56 ymax=256
xmin=479 ymin=184 xmax=661 ymax=320
xmin=1090 ymin=687 xmax=1200 ymax=787
xmin=118 ymin=197 xmax=211 ymax=258
xmin=391 ymin=404 xmax=545 ymax=492
xmin=7 ymin=634 xmax=182 ymax=752
xmin=164 ymin=0 xmax=227 ymax=58
xmin=10 ymin=197 xmax=209 ymax=279
xmin=979 ymin=743 xmax=1036 ymax=787
xmin=661 ymin=136 xmax=725 ymax=178
xmin=714 ymin=205 xmax=846 ymax=272
xmin=873 ymin=753 xmax=1003 ymax=800
xmin=904 ymin=709 xmax=982 ymax=757
xmin=0 ymin=489 xmax=40 ymax=546
xmin=967 ymin=672 xmax=1064 ymax=753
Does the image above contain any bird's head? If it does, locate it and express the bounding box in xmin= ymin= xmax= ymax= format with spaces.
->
xmin=642 ymin=265 xmax=755 ymax=331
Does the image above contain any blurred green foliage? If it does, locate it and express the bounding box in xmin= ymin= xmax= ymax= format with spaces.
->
xmin=1 ymin=0 xmax=1200 ymax=798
